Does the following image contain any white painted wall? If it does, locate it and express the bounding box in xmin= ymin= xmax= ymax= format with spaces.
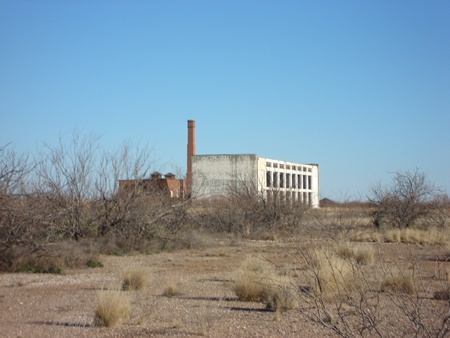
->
xmin=191 ymin=154 xmax=320 ymax=207
xmin=191 ymin=154 xmax=258 ymax=198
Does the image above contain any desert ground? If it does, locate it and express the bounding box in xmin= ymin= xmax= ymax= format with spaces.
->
xmin=1 ymin=230 xmax=449 ymax=338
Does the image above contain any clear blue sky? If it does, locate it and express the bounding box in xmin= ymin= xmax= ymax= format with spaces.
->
xmin=1 ymin=1 xmax=449 ymax=200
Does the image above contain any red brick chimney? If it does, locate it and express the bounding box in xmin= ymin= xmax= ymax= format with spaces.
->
xmin=186 ymin=120 xmax=195 ymax=196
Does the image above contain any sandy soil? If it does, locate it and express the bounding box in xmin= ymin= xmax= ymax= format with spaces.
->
xmin=1 ymin=238 xmax=449 ymax=338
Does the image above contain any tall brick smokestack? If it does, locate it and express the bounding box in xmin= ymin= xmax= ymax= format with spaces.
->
xmin=187 ymin=120 xmax=195 ymax=196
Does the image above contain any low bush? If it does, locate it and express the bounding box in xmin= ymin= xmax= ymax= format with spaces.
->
xmin=434 ymin=271 xmax=450 ymax=300
xmin=232 ymin=257 xmax=273 ymax=302
xmin=336 ymin=242 xmax=374 ymax=265
xmin=349 ymin=230 xmax=383 ymax=243
xmin=232 ymin=256 xmax=298 ymax=312
xmin=385 ymin=227 xmax=448 ymax=245
xmin=307 ymin=248 xmax=354 ymax=294
xmin=264 ymin=285 xmax=298 ymax=313
xmin=93 ymin=290 xmax=131 ymax=327
xmin=385 ymin=229 xmax=402 ymax=243
xmin=353 ymin=245 xmax=374 ymax=265
xmin=380 ymin=271 xmax=415 ymax=295
xmin=86 ymin=259 xmax=103 ymax=268
xmin=162 ymin=284 xmax=178 ymax=298
xmin=122 ymin=267 xmax=150 ymax=291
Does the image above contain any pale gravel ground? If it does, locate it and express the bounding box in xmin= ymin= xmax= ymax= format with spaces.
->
xmin=2 ymin=238 xmax=448 ymax=338
xmin=0 ymin=240 xmax=337 ymax=338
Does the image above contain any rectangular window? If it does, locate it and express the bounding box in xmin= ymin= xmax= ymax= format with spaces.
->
xmin=298 ymin=175 xmax=302 ymax=189
xmin=280 ymin=173 xmax=284 ymax=188
xmin=292 ymin=174 xmax=296 ymax=188
xmin=303 ymin=175 xmax=307 ymax=190
xmin=273 ymin=172 xmax=278 ymax=187
xmin=266 ymin=171 xmax=272 ymax=187
xmin=286 ymin=174 xmax=290 ymax=188
xmin=308 ymin=176 xmax=312 ymax=190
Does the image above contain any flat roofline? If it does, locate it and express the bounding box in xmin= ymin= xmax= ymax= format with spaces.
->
xmin=192 ymin=154 xmax=318 ymax=166
xmin=192 ymin=154 xmax=257 ymax=157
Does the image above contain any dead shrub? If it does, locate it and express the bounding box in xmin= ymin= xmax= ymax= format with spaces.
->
xmin=122 ymin=267 xmax=150 ymax=291
xmin=264 ymin=285 xmax=298 ymax=313
xmin=433 ymin=290 xmax=450 ymax=300
xmin=232 ymin=256 xmax=298 ymax=312
xmin=232 ymin=257 xmax=273 ymax=302
xmin=434 ymin=271 xmax=450 ymax=300
xmin=385 ymin=229 xmax=402 ymax=243
xmin=380 ymin=272 xmax=415 ymax=295
xmin=336 ymin=242 xmax=354 ymax=260
xmin=162 ymin=283 xmax=178 ymax=298
xmin=385 ymin=228 xmax=448 ymax=246
xmin=308 ymin=248 xmax=354 ymax=294
xmin=401 ymin=228 xmax=447 ymax=245
xmin=349 ymin=230 xmax=383 ymax=243
xmin=5 ymin=239 xmax=101 ymax=273
xmin=94 ymin=289 xmax=131 ymax=327
xmin=369 ymin=169 xmax=445 ymax=228
xmin=336 ymin=242 xmax=374 ymax=265
xmin=353 ymin=245 xmax=374 ymax=265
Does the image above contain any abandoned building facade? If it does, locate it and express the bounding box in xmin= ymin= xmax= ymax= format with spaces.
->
xmin=186 ymin=120 xmax=320 ymax=207
xmin=191 ymin=154 xmax=320 ymax=207
xmin=119 ymin=119 xmax=320 ymax=207
xmin=118 ymin=172 xmax=185 ymax=198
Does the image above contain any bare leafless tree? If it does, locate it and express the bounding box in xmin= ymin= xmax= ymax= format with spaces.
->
xmin=32 ymin=131 xmax=99 ymax=240
xmin=94 ymin=142 xmax=156 ymax=237
xmin=0 ymin=144 xmax=49 ymax=270
xmin=369 ymin=169 xmax=446 ymax=228
xmin=0 ymin=144 xmax=30 ymax=195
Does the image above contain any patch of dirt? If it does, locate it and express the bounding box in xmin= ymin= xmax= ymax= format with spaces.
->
xmin=1 ymin=238 xmax=448 ymax=337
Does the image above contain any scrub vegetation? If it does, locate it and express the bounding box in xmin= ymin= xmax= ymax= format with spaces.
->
xmin=1 ymin=137 xmax=450 ymax=335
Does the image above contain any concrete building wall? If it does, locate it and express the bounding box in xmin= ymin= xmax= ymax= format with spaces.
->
xmin=262 ymin=158 xmax=319 ymax=207
xmin=192 ymin=154 xmax=319 ymax=207
xmin=191 ymin=154 xmax=258 ymax=198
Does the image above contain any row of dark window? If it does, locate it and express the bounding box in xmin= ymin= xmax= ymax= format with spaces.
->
xmin=266 ymin=190 xmax=313 ymax=205
xmin=266 ymin=171 xmax=312 ymax=190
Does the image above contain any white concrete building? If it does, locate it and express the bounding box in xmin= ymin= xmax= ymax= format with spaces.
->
xmin=191 ymin=154 xmax=319 ymax=207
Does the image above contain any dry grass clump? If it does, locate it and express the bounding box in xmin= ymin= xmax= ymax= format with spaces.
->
xmin=434 ymin=271 xmax=450 ymax=300
xmin=385 ymin=227 xmax=448 ymax=245
xmin=122 ymin=267 xmax=150 ymax=291
xmin=385 ymin=229 xmax=402 ymax=243
xmin=94 ymin=290 xmax=131 ymax=327
xmin=380 ymin=271 xmax=415 ymax=295
xmin=353 ymin=245 xmax=374 ymax=265
xmin=308 ymin=248 xmax=354 ymax=294
xmin=264 ymin=285 xmax=299 ymax=313
xmin=349 ymin=230 xmax=383 ymax=243
xmin=232 ymin=256 xmax=298 ymax=312
xmin=336 ymin=242 xmax=374 ymax=265
xmin=232 ymin=257 xmax=273 ymax=302
xmin=402 ymin=228 xmax=447 ymax=245
xmin=7 ymin=239 xmax=101 ymax=274
xmin=162 ymin=283 xmax=178 ymax=298
xmin=433 ymin=289 xmax=450 ymax=300
xmin=336 ymin=242 xmax=354 ymax=260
